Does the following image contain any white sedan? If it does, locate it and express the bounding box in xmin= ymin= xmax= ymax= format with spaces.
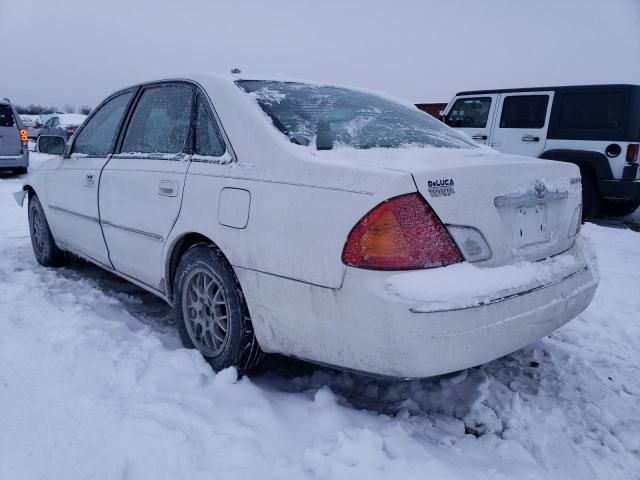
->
xmin=17 ymin=74 xmax=599 ymax=378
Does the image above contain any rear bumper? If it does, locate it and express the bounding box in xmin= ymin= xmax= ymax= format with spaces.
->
xmin=599 ymin=176 xmax=640 ymax=201
xmin=0 ymin=153 xmax=29 ymax=169
xmin=238 ymin=237 xmax=599 ymax=378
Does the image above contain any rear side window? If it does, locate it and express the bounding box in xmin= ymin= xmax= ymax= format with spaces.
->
xmin=558 ymin=92 xmax=625 ymax=130
xmin=122 ymin=85 xmax=193 ymax=154
xmin=73 ymin=91 xmax=134 ymax=156
xmin=194 ymin=95 xmax=226 ymax=157
xmin=0 ymin=105 xmax=16 ymax=127
xmin=499 ymin=95 xmax=549 ymax=129
xmin=444 ymin=97 xmax=492 ymax=128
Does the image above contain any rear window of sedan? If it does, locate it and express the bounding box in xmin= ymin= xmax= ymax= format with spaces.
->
xmin=237 ymin=80 xmax=476 ymax=150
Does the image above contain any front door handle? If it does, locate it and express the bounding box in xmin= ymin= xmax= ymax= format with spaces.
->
xmin=472 ymin=134 xmax=488 ymax=141
xmin=158 ymin=180 xmax=178 ymax=197
xmin=522 ymin=135 xmax=540 ymax=142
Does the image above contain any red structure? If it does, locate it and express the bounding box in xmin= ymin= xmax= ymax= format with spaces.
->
xmin=416 ymin=103 xmax=447 ymax=119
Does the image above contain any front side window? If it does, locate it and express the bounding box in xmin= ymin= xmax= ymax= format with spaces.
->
xmin=559 ymin=92 xmax=625 ymax=130
xmin=73 ymin=91 xmax=134 ymax=156
xmin=444 ymin=97 xmax=492 ymax=128
xmin=195 ymin=95 xmax=226 ymax=157
xmin=0 ymin=105 xmax=16 ymax=127
xmin=499 ymin=95 xmax=549 ymax=129
xmin=237 ymin=80 xmax=475 ymax=150
xmin=122 ymin=85 xmax=193 ymax=154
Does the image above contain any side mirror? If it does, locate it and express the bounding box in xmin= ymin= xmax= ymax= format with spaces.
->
xmin=37 ymin=135 xmax=66 ymax=155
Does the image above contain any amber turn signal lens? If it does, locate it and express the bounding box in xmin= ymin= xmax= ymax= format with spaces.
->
xmin=342 ymin=193 xmax=462 ymax=270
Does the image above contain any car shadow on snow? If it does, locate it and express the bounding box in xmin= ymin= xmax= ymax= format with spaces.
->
xmin=57 ymin=255 xmax=553 ymax=436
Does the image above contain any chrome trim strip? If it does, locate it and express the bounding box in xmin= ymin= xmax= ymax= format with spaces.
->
xmin=49 ymin=205 xmax=99 ymax=223
xmin=100 ymin=220 xmax=164 ymax=242
xmin=494 ymin=189 xmax=569 ymax=207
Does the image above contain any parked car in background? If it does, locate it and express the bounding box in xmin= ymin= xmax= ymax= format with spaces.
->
xmin=0 ymin=98 xmax=29 ymax=174
xmin=442 ymin=84 xmax=640 ymax=219
xmin=20 ymin=74 xmax=598 ymax=378
xmin=20 ymin=115 xmax=42 ymax=139
xmin=38 ymin=113 xmax=87 ymax=141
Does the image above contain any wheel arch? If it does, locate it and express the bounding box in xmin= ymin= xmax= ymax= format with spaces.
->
xmin=539 ymin=149 xmax=611 ymax=188
xmin=164 ymin=232 xmax=234 ymax=302
xmin=23 ymin=183 xmax=36 ymax=198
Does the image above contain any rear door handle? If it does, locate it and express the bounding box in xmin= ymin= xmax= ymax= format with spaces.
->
xmin=158 ymin=180 xmax=178 ymax=197
xmin=522 ymin=135 xmax=540 ymax=142
xmin=472 ymin=134 xmax=488 ymax=141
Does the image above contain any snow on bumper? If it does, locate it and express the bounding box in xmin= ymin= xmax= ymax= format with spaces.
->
xmin=238 ymin=236 xmax=599 ymax=379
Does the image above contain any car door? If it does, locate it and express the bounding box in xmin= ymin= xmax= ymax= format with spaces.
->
xmin=489 ymin=91 xmax=554 ymax=157
xmin=46 ymin=90 xmax=135 ymax=266
xmin=40 ymin=117 xmax=53 ymax=137
xmin=443 ymin=95 xmax=499 ymax=145
xmin=99 ymin=82 xmax=194 ymax=291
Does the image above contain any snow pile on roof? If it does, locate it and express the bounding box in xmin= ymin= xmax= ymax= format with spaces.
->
xmin=57 ymin=113 xmax=87 ymax=126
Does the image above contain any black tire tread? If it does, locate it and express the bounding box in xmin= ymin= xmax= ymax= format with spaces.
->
xmin=28 ymin=195 xmax=66 ymax=267
xmin=174 ymin=243 xmax=264 ymax=374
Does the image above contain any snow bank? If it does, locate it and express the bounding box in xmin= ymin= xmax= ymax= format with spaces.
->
xmin=0 ymin=158 xmax=638 ymax=479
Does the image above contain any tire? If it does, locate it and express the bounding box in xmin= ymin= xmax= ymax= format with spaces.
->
xmin=174 ymin=244 xmax=264 ymax=374
xmin=601 ymin=199 xmax=640 ymax=218
xmin=15 ymin=167 xmax=27 ymax=175
xmin=580 ymin=172 xmax=600 ymax=221
xmin=28 ymin=195 xmax=66 ymax=267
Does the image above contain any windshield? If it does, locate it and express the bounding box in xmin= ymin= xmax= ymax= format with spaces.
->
xmin=237 ymin=80 xmax=476 ymax=150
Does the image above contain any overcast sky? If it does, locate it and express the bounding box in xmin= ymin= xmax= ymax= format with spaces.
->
xmin=1 ymin=0 xmax=639 ymax=109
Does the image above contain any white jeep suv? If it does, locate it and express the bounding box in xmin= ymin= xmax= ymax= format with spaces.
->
xmin=442 ymin=85 xmax=640 ymax=219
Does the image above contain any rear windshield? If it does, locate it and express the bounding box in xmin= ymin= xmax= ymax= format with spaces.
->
xmin=237 ymin=80 xmax=476 ymax=150
xmin=558 ymin=92 xmax=625 ymax=130
xmin=0 ymin=105 xmax=16 ymax=127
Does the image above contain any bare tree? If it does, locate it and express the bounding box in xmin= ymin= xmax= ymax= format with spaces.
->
xmin=26 ymin=104 xmax=43 ymax=115
xmin=63 ymin=104 xmax=76 ymax=114
xmin=79 ymin=105 xmax=92 ymax=115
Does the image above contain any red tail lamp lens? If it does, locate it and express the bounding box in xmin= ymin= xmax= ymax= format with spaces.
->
xmin=627 ymin=144 xmax=639 ymax=163
xmin=342 ymin=193 xmax=462 ymax=270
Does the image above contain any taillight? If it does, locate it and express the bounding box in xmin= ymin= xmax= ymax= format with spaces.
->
xmin=19 ymin=128 xmax=28 ymax=146
xmin=66 ymin=127 xmax=75 ymax=137
xmin=627 ymin=144 xmax=639 ymax=163
xmin=342 ymin=193 xmax=462 ymax=270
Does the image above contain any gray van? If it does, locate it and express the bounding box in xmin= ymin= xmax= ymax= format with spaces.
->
xmin=0 ymin=98 xmax=29 ymax=174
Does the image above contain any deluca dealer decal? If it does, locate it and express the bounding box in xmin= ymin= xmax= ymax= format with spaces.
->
xmin=427 ymin=178 xmax=455 ymax=197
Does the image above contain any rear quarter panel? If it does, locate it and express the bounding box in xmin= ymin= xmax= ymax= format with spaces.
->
xmin=164 ymin=76 xmax=417 ymax=289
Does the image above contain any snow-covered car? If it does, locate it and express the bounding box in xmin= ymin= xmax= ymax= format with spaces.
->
xmin=38 ymin=113 xmax=87 ymax=140
xmin=16 ymin=75 xmax=599 ymax=378
xmin=19 ymin=115 xmax=42 ymax=139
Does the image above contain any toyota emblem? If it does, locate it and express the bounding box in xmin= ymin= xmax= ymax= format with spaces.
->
xmin=534 ymin=180 xmax=547 ymax=199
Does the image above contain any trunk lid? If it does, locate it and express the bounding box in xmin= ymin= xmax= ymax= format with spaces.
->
xmin=323 ymin=147 xmax=582 ymax=266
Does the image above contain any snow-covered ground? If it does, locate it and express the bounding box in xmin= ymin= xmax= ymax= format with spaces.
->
xmin=1 ymin=154 xmax=639 ymax=480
